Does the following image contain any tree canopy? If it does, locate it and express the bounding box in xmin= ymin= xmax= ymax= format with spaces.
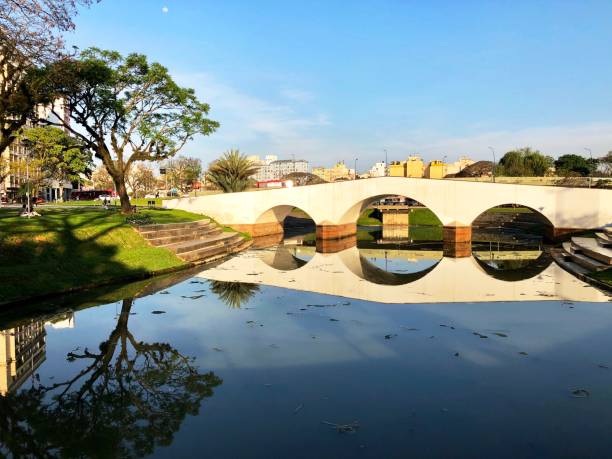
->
xmin=40 ymin=48 xmax=219 ymax=212
xmin=555 ymin=154 xmax=598 ymax=177
xmin=0 ymin=0 xmax=95 ymax=153
xmin=496 ymin=148 xmax=554 ymax=177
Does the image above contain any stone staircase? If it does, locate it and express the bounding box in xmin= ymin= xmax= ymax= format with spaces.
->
xmin=136 ymin=219 xmax=252 ymax=264
xmin=551 ymin=228 xmax=612 ymax=280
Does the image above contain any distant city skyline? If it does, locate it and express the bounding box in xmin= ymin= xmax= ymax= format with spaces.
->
xmin=69 ymin=0 xmax=612 ymax=167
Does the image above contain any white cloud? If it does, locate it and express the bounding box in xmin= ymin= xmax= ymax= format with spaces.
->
xmin=384 ymin=122 xmax=612 ymax=161
xmin=161 ymin=6 xmax=169 ymax=13
xmin=173 ymin=72 xmax=612 ymax=167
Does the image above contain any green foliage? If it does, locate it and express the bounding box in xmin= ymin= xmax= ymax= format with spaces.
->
xmin=555 ymin=154 xmax=598 ymax=177
xmin=41 ymin=47 xmax=219 ymax=212
xmin=206 ymin=149 xmax=259 ymax=192
xmin=19 ymin=126 xmax=93 ymax=182
xmin=209 ymin=281 xmax=260 ymax=308
xmin=497 ymin=147 xmax=554 ymax=177
xmin=125 ymin=213 xmax=153 ymax=225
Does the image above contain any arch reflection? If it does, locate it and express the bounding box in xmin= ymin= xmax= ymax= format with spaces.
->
xmin=198 ymin=246 xmax=608 ymax=304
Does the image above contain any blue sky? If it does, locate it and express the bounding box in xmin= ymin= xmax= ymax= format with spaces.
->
xmin=69 ymin=0 xmax=612 ymax=169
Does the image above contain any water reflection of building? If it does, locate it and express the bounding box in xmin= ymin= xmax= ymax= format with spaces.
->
xmin=0 ymin=320 xmax=46 ymax=396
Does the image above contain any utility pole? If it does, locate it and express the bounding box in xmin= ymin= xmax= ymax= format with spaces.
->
xmin=488 ymin=146 xmax=496 ymax=183
xmin=585 ymin=148 xmax=593 ymax=188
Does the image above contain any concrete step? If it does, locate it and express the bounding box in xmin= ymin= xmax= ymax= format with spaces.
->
xmin=571 ymin=237 xmax=612 ymax=265
xmin=563 ymin=242 xmax=609 ymax=271
xmin=139 ymin=224 xmax=217 ymax=239
xmin=136 ymin=219 xmax=211 ymax=233
xmin=551 ymin=249 xmax=591 ymax=276
xmin=147 ymin=227 xmax=222 ymax=246
xmin=179 ymin=242 xmax=230 ymax=263
xmin=167 ymin=232 xmax=241 ymax=254
xmin=595 ymin=232 xmax=612 ymax=247
xmin=605 ymin=227 xmax=612 ymax=237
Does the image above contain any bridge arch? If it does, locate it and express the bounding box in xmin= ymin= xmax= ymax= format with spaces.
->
xmin=469 ymin=203 xmax=554 ymax=229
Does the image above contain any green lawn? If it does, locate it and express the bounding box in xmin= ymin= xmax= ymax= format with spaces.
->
xmin=590 ymin=269 xmax=612 ymax=287
xmin=49 ymin=197 xmax=178 ymax=207
xmin=0 ymin=207 xmax=206 ymax=304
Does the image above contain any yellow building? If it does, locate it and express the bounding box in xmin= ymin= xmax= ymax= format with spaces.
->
xmin=312 ymin=161 xmax=353 ymax=182
xmin=425 ymin=160 xmax=446 ymax=179
xmin=388 ymin=161 xmax=405 ymax=177
xmin=387 ymin=156 xmax=425 ymax=178
xmin=405 ymin=156 xmax=425 ymax=178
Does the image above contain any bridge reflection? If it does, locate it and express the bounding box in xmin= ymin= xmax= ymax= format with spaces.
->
xmin=197 ymin=245 xmax=609 ymax=303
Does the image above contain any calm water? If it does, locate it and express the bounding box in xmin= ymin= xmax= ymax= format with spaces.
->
xmin=1 ymin=234 xmax=611 ymax=458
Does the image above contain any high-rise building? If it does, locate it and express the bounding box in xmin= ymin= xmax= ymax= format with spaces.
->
xmin=248 ymin=155 xmax=309 ymax=181
xmin=0 ymin=320 xmax=46 ymax=396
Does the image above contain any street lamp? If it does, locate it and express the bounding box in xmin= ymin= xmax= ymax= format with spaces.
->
xmin=585 ymin=148 xmax=593 ymax=188
xmin=354 ymin=158 xmax=358 ymax=180
xmin=488 ymin=146 xmax=496 ymax=183
xmin=383 ymin=149 xmax=388 ymax=176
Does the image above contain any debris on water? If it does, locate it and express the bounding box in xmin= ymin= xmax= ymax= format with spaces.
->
xmin=269 ymin=344 xmax=279 ymax=349
xmin=518 ymin=351 xmax=528 ymax=356
xmin=401 ymin=326 xmax=419 ymax=331
xmin=189 ymin=280 xmax=204 ymax=284
xmin=441 ymin=408 xmax=449 ymax=413
xmin=181 ymin=294 xmax=204 ymax=300
xmin=429 ymin=335 xmax=435 ymax=339
xmin=194 ymin=289 xmax=206 ymax=293
xmin=286 ymin=312 xmax=294 ymax=315
xmin=440 ymin=324 xmax=447 ymax=328
xmin=473 ymin=332 xmax=488 ymax=339
xmin=321 ymin=420 xmax=360 ymax=434
xmin=384 ymin=334 xmax=397 ymax=340
xmin=213 ymin=347 xmax=223 ymax=352
xmin=598 ymin=364 xmax=609 ymax=369
xmin=246 ymin=320 xmax=255 ymax=324
xmin=329 ymin=318 xmax=340 ymax=322
xmin=308 ymin=303 xmax=337 ymax=308
xmin=159 ymin=291 xmax=170 ymax=295
xmin=294 ymin=404 xmax=303 ymax=414
xmin=300 ymin=308 xmax=307 ymax=311
xmin=454 ymin=352 xmax=460 ymax=357
xmin=246 ymin=272 xmax=262 ymax=276
xmin=341 ymin=301 xmax=351 ymax=306
xmin=570 ymin=388 xmax=590 ymax=398
xmin=151 ymin=310 xmax=166 ymax=314
xmin=264 ymin=383 xmax=272 ymax=387
xmin=492 ymin=332 xmax=508 ymax=338
xmin=311 ymin=335 xmax=316 ymax=339
xmin=130 ymin=312 xmax=137 ymax=315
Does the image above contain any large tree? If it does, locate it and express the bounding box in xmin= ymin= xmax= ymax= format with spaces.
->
xmin=126 ymin=162 xmax=157 ymax=198
xmin=497 ymin=147 xmax=554 ymax=177
xmin=40 ymin=48 xmax=219 ymax=212
xmin=0 ymin=0 xmax=95 ymax=153
xmin=555 ymin=154 xmax=597 ymax=177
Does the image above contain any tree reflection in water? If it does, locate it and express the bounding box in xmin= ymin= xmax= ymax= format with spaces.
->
xmin=209 ymin=280 xmax=260 ymax=308
xmin=0 ymin=298 xmax=222 ymax=458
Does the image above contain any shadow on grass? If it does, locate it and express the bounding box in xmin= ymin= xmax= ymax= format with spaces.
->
xmin=0 ymin=208 xmax=181 ymax=304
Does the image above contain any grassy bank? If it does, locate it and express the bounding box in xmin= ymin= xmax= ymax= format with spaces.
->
xmin=0 ymin=207 xmax=205 ymax=304
xmin=357 ymin=208 xmax=443 ymax=226
xmin=590 ymin=269 xmax=612 ymax=287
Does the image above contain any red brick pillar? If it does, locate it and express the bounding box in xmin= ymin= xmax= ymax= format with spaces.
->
xmin=231 ymin=221 xmax=284 ymax=238
xmin=316 ymin=234 xmax=357 ymax=253
xmin=443 ymin=225 xmax=472 ymax=258
xmin=316 ymin=223 xmax=357 ymax=240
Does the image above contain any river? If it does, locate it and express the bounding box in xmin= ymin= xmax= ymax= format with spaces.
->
xmin=0 ymin=228 xmax=610 ymax=458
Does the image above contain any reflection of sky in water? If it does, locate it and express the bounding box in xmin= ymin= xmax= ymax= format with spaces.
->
xmin=6 ymin=269 xmax=611 ymax=458
xmin=360 ymin=253 xmax=439 ymax=274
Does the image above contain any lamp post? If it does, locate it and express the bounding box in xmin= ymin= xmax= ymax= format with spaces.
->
xmin=354 ymin=158 xmax=358 ymax=180
xmin=585 ymin=147 xmax=593 ymax=188
xmin=488 ymin=146 xmax=496 ymax=183
xmin=383 ymin=149 xmax=388 ymax=176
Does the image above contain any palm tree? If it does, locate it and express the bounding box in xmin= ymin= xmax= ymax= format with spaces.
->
xmin=206 ymin=149 xmax=259 ymax=192
xmin=209 ymin=280 xmax=260 ymax=308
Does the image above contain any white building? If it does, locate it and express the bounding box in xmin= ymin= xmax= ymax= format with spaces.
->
xmin=249 ymin=156 xmax=309 ymax=181
xmin=368 ymin=162 xmax=387 ymax=178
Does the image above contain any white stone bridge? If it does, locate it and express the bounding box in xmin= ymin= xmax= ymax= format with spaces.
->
xmin=165 ymin=177 xmax=612 ymax=254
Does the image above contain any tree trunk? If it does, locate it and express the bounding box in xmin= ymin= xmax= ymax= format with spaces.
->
xmin=113 ymin=174 xmax=132 ymax=214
